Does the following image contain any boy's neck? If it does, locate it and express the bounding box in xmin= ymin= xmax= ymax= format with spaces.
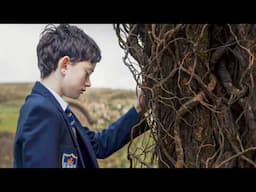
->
xmin=41 ymin=75 xmax=62 ymax=97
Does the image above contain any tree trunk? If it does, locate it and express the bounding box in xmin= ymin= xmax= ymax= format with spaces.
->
xmin=114 ymin=24 xmax=256 ymax=168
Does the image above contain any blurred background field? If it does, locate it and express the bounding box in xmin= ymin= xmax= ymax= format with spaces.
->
xmin=0 ymin=82 xmax=142 ymax=168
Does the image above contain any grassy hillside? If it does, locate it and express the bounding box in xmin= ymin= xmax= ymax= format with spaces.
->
xmin=0 ymin=83 xmax=33 ymax=133
xmin=0 ymin=82 xmax=141 ymax=168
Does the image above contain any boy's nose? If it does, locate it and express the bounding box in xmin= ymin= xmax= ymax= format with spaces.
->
xmin=85 ymin=79 xmax=91 ymax=87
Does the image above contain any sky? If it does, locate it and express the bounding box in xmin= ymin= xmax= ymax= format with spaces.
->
xmin=0 ymin=24 xmax=137 ymax=90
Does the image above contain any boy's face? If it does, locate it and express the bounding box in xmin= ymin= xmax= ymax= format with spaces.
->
xmin=62 ymin=61 xmax=95 ymax=99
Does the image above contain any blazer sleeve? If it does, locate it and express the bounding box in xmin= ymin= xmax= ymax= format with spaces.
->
xmin=20 ymin=104 xmax=61 ymax=168
xmin=84 ymin=107 xmax=142 ymax=159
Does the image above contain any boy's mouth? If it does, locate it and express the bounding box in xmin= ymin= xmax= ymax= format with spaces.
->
xmin=80 ymin=89 xmax=86 ymax=93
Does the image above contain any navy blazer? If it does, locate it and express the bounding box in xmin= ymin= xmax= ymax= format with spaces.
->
xmin=14 ymin=81 xmax=141 ymax=168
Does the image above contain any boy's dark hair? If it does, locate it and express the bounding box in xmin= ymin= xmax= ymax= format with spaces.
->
xmin=37 ymin=24 xmax=102 ymax=78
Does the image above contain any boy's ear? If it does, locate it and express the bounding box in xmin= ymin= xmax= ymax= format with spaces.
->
xmin=59 ymin=56 xmax=70 ymax=74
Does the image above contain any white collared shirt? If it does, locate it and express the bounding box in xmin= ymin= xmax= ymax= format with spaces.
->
xmin=42 ymin=83 xmax=68 ymax=111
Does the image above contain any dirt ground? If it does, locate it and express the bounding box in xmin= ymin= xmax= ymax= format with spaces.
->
xmin=0 ymin=131 xmax=14 ymax=168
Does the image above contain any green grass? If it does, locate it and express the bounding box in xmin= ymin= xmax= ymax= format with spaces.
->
xmin=0 ymin=99 xmax=24 ymax=133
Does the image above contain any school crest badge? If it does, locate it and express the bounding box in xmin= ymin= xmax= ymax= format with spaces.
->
xmin=62 ymin=153 xmax=78 ymax=168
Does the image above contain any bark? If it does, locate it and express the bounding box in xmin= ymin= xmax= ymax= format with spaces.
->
xmin=115 ymin=24 xmax=256 ymax=168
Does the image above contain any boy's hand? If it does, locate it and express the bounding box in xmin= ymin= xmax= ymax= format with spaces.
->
xmin=134 ymin=88 xmax=146 ymax=115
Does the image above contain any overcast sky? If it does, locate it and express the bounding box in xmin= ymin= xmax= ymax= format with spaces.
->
xmin=0 ymin=24 xmax=136 ymax=90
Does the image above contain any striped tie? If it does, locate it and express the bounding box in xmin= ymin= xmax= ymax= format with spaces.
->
xmin=65 ymin=107 xmax=78 ymax=139
xmin=65 ymin=106 xmax=87 ymax=167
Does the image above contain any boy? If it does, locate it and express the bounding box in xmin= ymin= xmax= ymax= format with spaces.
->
xmin=13 ymin=24 xmax=145 ymax=168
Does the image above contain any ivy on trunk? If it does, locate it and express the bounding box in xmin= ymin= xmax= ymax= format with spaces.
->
xmin=114 ymin=24 xmax=256 ymax=168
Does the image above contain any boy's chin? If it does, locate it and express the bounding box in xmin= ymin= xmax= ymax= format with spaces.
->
xmin=73 ymin=95 xmax=80 ymax=99
xmin=67 ymin=94 xmax=80 ymax=100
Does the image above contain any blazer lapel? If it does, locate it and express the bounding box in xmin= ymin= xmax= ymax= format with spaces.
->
xmin=75 ymin=121 xmax=99 ymax=168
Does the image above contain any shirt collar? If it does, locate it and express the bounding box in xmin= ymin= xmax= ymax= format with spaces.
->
xmin=41 ymin=83 xmax=68 ymax=111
